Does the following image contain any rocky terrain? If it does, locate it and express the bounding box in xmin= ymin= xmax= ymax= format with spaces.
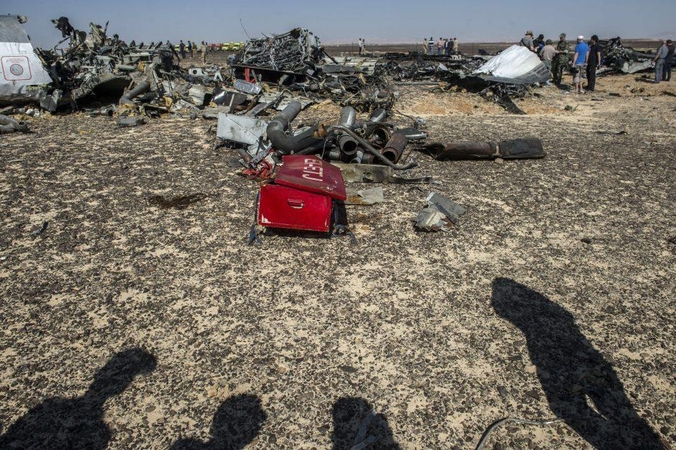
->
xmin=1 ymin=71 xmax=674 ymax=449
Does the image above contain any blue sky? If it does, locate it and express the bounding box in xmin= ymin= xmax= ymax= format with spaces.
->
xmin=5 ymin=0 xmax=674 ymax=48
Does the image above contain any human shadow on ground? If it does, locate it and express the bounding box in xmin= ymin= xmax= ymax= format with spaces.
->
xmin=170 ymin=394 xmax=267 ymax=450
xmin=331 ymin=397 xmax=401 ymax=450
xmin=0 ymin=347 xmax=157 ymax=450
xmin=491 ymin=277 xmax=665 ymax=449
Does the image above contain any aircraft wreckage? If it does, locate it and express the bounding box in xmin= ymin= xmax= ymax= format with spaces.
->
xmin=1 ymin=15 xmax=662 ymax=118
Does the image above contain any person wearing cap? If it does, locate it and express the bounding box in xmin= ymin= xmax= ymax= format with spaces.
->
xmin=585 ymin=35 xmax=602 ymax=92
xmin=653 ymin=40 xmax=669 ymax=82
xmin=520 ymin=30 xmax=535 ymax=52
xmin=573 ymin=35 xmax=589 ymax=93
xmin=552 ymin=33 xmax=570 ymax=85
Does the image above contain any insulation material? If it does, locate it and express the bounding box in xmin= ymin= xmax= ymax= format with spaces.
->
xmin=474 ymin=45 xmax=549 ymax=85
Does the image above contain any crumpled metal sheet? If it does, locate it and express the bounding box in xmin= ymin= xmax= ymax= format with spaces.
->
xmin=474 ymin=45 xmax=550 ymax=85
xmin=601 ymin=37 xmax=656 ymax=74
xmin=345 ymin=186 xmax=384 ymax=205
xmin=216 ymin=113 xmax=269 ymax=146
xmin=415 ymin=192 xmax=466 ymax=231
xmin=0 ymin=16 xmax=53 ymax=103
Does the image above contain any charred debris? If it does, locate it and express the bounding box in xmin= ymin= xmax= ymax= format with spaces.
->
xmin=0 ymin=18 xmax=555 ymax=238
xmin=1 ymin=16 xmax=662 ymax=123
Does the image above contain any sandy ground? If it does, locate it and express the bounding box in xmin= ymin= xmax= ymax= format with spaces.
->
xmin=0 ymin=71 xmax=675 ymax=450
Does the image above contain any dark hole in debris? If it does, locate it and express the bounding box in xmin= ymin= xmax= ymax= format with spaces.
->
xmin=581 ymin=237 xmax=593 ymax=244
xmin=147 ymin=193 xmax=207 ymax=209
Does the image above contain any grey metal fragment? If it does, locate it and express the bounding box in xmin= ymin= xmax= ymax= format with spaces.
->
xmin=333 ymin=163 xmax=431 ymax=184
xmin=345 ymin=187 xmax=384 ymax=205
xmin=415 ymin=193 xmax=466 ymax=232
xmin=117 ymin=116 xmax=147 ymax=127
xmin=0 ymin=114 xmax=29 ymax=133
xmin=234 ymin=79 xmax=262 ymax=95
xmin=216 ymin=113 xmax=268 ymax=146
xmin=426 ymin=192 xmax=466 ymax=223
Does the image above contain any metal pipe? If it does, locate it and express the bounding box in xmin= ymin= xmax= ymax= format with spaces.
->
xmin=266 ymin=100 xmax=324 ymax=154
xmin=338 ymin=134 xmax=359 ymax=155
xmin=368 ymin=108 xmax=388 ymax=123
xmin=350 ymin=149 xmax=364 ymax=164
xmin=119 ymin=80 xmax=150 ymax=105
xmin=337 ymin=106 xmax=359 ymax=155
xmin=434 ymin=141 xmax=498 ymax=159
xmin=424 ymin=139 xmax=545 ymax=160
xmin=369 ymin=125 xmax=392 ymax=148
xmin=381 ymin=131 xmax=408 ymax=163
xmin=327 ymin=125 xmax=417 ymax=170
xmin=339 ymin=106 xmax=357 ymax=128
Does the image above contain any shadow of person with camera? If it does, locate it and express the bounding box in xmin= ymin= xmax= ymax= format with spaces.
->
xmin=491 ymin=278 xmax=665 ymax=449
xmin=331 ymin=397 xmax=401 ymax=450
xmin=170 ymin=394 xmax=267 ymax=449
xmin=0 ymin=348 xmax=157 ymax=449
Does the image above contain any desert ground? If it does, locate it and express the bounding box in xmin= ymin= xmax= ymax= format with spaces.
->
xmin=1 ymin=52 xmax=675 ymax=450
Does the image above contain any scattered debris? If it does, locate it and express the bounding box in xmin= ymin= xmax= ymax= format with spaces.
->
xmin=333 ymin=163 xmax=431 ymax=184
xmin=117 ymin=116 xmax=147 ymax=127
xmin=255 ymin=155 xmax=348 ymax=237
xmin=415 ymin=193 xmax=466 ymax=232
xmin=596 ymin=130 xmax=627 ymax=135
xmin=31 ymin=221 xmax=49 ymax=237
xmin=0 ymin=115 xmax=30 ymax=133
xmin=423 ymin=138 xmax=545 ymax=160
xmin=599 ymin=37 xmax=656 ymax=75
xmin=218 ymin=100 xmax=424 ymax=176
xmin=345 ymin=186 xmax=384 ymax=205
xmin=230 ymin=28 xmax=393 ymax=112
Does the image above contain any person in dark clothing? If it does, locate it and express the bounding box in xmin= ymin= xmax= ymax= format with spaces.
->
xmin=533 ymin=33 xmax=545 ymax=56
xmin=52 ymin=16 xmax=74 ymax=38
xmin=586 ymin=35 xmax=602 ymax=91
xmin=663 ymin=39 xmax=674 ymax=82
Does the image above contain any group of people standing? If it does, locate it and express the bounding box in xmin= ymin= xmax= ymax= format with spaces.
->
xmin=520 ymin=31 xmax=601 ymax=93
xmin=425 ymin=37 xmax=459 ymax=56
xmin=178 ymin=40 xmax=209 ymax=64
xmin=521 ymin=30 xmax=674 ymax=91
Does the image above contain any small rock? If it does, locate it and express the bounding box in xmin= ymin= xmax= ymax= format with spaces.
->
xmin=525 ymin=389 xmax=541 ymax=400
xmin=497 ymin=385 xmax=509 ymax=398
xmin=339 ymin=365 xmax=358 ymax=373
